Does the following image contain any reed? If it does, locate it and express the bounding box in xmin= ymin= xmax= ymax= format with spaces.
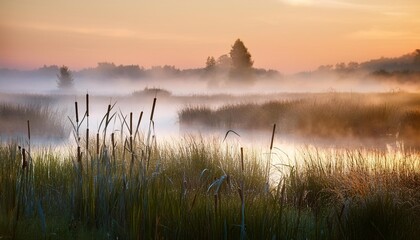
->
xmin=179 ymin=92 xmax=420 ymax=147
xmin=0 ymin=102 xmax=69 ymax=140
xmin=1 ymin=95 xmax=419 ymax=239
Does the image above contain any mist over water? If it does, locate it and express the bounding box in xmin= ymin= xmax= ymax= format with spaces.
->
xmin=1 ymin=65 xmax=419 ymax=153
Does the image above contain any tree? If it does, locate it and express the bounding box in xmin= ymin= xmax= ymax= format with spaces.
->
xmin=216 ymin=54 xmax=232 ymax=70
xmin=205 ymin=56 xmax=216 ymax=71
xmin=335 ymin=62 xmax=346 ymax=71
xmin=229 ymin=39 xmax=253 ymax=76
xmin=57 ymin=65 xmax=74 ymax=90
xmin=347 ymin=62 xmax=359 ymax=71
xmin=414 ymin=49 xmax=420 ymax=64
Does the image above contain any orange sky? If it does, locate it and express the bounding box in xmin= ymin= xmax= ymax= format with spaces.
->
xmin=1 ymin=0 xmax=419 ymax=73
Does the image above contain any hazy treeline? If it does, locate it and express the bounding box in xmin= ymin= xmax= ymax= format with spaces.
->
xmin=2 ymin=50 xmax=419 ymax=81
xmin=300 ymin=49 xmax=420 ymax=84
xmin=0 ymin=62 xmax=280 ymax=81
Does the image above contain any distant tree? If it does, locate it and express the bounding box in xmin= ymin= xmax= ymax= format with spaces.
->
xmin=414 ymin=49 xmax=420 ymax=64
xmin=317 ymin=65 xmax=333 ymax=72
xmin=347 ymin=62 xmax=359 ymax=71
xmin=205 ymin=56 xmax=216 ymax=71
xmin=57 ymin=66 xmax=74 ymax=90
xmin=229 ymin=39 xmax=253 ymax=76
xmin=335 ymin=62 xmax=346 ymax=71
xmin=216 ymin=54 xmax=232 ymax=70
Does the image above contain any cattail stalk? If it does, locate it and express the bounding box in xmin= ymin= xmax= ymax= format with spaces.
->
xmin=103 ymin=104 xmax=111 ymax=144
xmin=86 ymin=93 xmax=89 ymax=119
xmin=86 ymin=93 xmax=89 ymax=175
xmin=146 ymin=98 xmax=157 ymax=170
xmin=111 ymin=133 xmax=115 ymax=158
xmin=266 ymin=123 xmax=276 ymax=192
xmin=130 ymin=112 xmax=134 ymax=163
xmin=240 ymin=147 xmax=244 ymax=172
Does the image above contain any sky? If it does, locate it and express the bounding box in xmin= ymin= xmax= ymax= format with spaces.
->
xmin=1 ymin=0 xmax=419 ymax=73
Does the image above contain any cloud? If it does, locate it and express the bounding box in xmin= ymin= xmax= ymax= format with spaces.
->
xmin=277 ymin=0 xmax=363 ymax=8
xmin=347 ymin=29 xmax=420 ymax=40
xmin=2 ymin=22 xmax=201 ymax=42
xmin=5 ymin=22 xmax=137 ymax=38
xmin=278 ymin=0 xmax=314 ymax=6
xmin=277 ymin=0 xmax=404 ymax=12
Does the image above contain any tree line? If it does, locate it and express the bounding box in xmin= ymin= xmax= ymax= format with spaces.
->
xmin=56 ymin=38 xmax=268 ymax=90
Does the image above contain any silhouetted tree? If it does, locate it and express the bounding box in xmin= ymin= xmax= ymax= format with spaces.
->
xmin=229 ymin=39 xmax=253 ymax=77
xmin=57 ymin=65 xmax=74 ymax=90
xmin=205 ymin=56 xmax=216 ymax=71
xmin=414 ymin=49 xmax=420 ymax=64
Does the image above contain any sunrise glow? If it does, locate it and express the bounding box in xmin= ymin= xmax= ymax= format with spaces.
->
xmin=1 ymin=0 xmax=419 ymax=73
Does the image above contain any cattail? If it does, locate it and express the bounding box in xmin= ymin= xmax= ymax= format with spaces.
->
xmin=96 ymin=133 xmax=100 ymax=155
xmin=111 ymin=133 xmax=115 ymax=158
xmin=77 ymin=146 xmax=81 ymax=162
xmin=150 ymin=98 xmax=157 ymax=121
xmin=75 ymin=101 xmax=79 ymax=123
xmin=22 ymin=148 xmax=27 ymax=169
xmin=86 ymin=93 xmax=89 ymax=117
xmin=27 ymin=120 xmax=30 ymax=141
xmin=130 ymin=112 xmax=133 ymax=136
xmin=106 ymin=104 xmax=111 ymax=125
xmin=85 ymin=93 xmax=89 ymax=165
xmin=86 ymin=128 xmax=89 ymax=176
xmin=135 ymin=111 xmax=143 ymax=137
xmin=270 ymin=124 xmax=276 ymax=151
xmin=266 ymin=123 xmax=277 ymax=190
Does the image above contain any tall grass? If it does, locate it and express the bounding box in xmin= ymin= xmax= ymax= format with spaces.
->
xmin=0 ymin=103 xmax=69 ymax=140
xmin=0 ymin=96 xmax=419 ymax=239
xmin=179 ymin=92 xmax=420 ymax=145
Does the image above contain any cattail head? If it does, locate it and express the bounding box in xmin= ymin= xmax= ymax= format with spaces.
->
xmin=27 ymin=120 xmax=30 ymax=141
xmin=150 ymin=98 xmax=157 ymax=121
xmin=77 ymin=146 xmax=81 ymax=162
xmin=75 ymin=101 xmax=79 ymax=123
xmin=270 ymin=123 xmax=276 ymax=151
xmin=106 ymin=104 xmax=111 ymax=122
xmin=22 ymin=148 xmax=27 ymax=169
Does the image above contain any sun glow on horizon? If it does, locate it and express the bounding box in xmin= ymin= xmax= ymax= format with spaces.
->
xmin=1 ymin=0 xmax=419 ymax=73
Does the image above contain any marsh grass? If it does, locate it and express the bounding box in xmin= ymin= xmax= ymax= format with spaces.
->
xmin=179 ymin=92 xmax=420 ymax=145
xmin=0 ymin=103 xmax=69 ymax=140
xmin=0 ymin=96 xmax=419 ymax=239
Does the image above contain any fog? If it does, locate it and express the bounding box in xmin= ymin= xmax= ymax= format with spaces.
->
xmin=1 ymin=56 xmax=419 ymax=154
xmin=2 ymin=74 xmax=418 ymax=96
